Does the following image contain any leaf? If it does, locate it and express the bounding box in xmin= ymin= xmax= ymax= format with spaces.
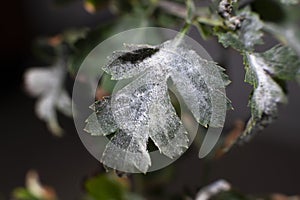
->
xmin=241 ymin=51 xmax=288 ymax=140
xmin=24 ymin=59 xmax=72 ymax=136
xmin=215 ymin=8 xmax=264 ymax=52
xmin=84 ymin=97 xmax=118 ymax=136
xmin=85 ymin=173 xmax=145 ymax=200
xmin=256 ymin=45 xmax=300 ymax=80
xmin=265 ymin=23 xmax=300 ymax=60
xmin=85 ymin=37 xmax=230 ymax=173
xmin=85 ymin=174 xmax=127 ymax=200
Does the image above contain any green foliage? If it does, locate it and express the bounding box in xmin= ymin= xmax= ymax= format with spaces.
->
xmin=85 ymin=174 xmax=127 ymax=200
xmin=85 ymin=173 xmax=145 ymax=200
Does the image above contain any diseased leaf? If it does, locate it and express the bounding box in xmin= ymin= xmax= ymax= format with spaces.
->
xmin=241 ymin=52 xmax=288 ymax=140
xmin=257 ymin=45 xmax=300 ymax=80
xmin=85 ymin=97 xmax=118 ymax=136
xmin=24 ymin=59 xmax=72 ymax=136
xmin=85 ymin=37 xmax=230 ymax=173
xmin=215 ymin=8 xmax=264 ymax=51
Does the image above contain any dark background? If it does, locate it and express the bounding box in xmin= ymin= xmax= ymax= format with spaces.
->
xmin=1 ymin=0 xmax=300 ymax=199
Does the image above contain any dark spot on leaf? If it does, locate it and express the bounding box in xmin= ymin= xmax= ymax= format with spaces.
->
xmin=118 ymin=48 xmax=159 ymax=64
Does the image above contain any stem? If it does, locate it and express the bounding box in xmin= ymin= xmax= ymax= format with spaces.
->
xmin=158 ymin=0 xmax=186 ymax=18
xmin=180 ymin=22 xmax=192 ymax=35
xmin=197 ymin=16 xmax=223 ymax=27
xmin=146 ymin=0 xmax=159 ymax=17
xmin=173 ymin=22 xmax=192 ymax=47
xmin=158 ymin=0 xmax=223 ymax=28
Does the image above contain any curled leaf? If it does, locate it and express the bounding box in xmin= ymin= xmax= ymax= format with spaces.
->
xmin=241 ymin=51 xmax=288 ymax=140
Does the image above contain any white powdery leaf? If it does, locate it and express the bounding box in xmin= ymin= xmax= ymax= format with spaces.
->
xmin=245 ymin=53 xmax=287 ymax=118
xmin=148 ymin=91 xmax=189 ymax=159
xmin=87 ymin=37 xmax=229 ymax=172
xmin=167 ymin=45 xmax=229 ymax=127
xmin=24 ymin=60 xmax=72 ymax=136
xmin=242 ymin=53 xmax=287 ymax=140
xmin=101 ymin=129 xmax=151 ymax=173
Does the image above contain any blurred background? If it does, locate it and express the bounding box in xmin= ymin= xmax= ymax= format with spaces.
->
xmin=0 ymin=0 xmax=300 ymax=199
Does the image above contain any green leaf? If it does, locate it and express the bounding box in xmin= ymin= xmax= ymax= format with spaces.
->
xmin=85 ymin=174 xmax=126 ymax=200
xmin=12 ymin=188 xmax=39 ymax=200
xmin=265 ymin=23 xmax=300 ymax=59
xmin=215 ymin=8 xmax=264 ymax=52
xmin=85 ymin=37 xmax=230 ymax=173
xmin=241 ymin=52 xmax=287 ymax=140
xmin=256 ymin=45 xmax=300 ymax=80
